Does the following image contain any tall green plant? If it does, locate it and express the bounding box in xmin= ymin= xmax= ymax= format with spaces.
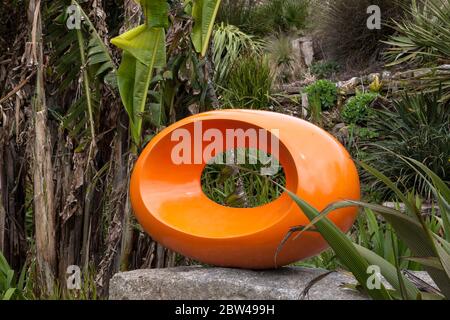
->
xmin=48 ymin=0 xmax=116 ymax=151
xmin=213 ymin=23 xmax=264 ymax=84
xmin=0 ymin=251 xmax=27 ymax=300
xmin=385 ymin=0 xmax=450 ymax=65
xmin=279 ymin=158 xmax=450 ymax=300
xmin=304 ymin=80 xmax=337 ymax=125
xmin=111 ymin=0 xmax=168 ymax=150
xmin=112 ymin=0 xmax=222 ymax=150
xmin=247 ymin=0 xmax=310 ymax=35
xmin=385 ymin=0 xmax=450 ymax=101
xmin=316 ymin=0 xmax=408 ymax=66
xmin=356 ymin=206 xmax=442 ymax=271
xmin=221 ymin=54 xmax=272 ymax=109
xmin=364 ymin=92 xmax=449 ymax=199
xmin=188 ymin=0 xmax=222 ymax=57
xmin=266 ymin=34 xmax=300 ymax=84
xmin=111 ymin=0 xmax=222 ymax=270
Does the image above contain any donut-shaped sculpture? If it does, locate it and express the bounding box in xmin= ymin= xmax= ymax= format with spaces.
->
xmin=130 ymin=110 xmax=360 ymax=269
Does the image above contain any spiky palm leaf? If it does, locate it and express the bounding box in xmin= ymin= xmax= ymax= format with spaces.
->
xmin=46 ymin=0 xmax=116 ymax=148
xmin=385 ymin=0 xmax=450 ymax=101
xmin=212 ymin=23 xmax=264 ymax=84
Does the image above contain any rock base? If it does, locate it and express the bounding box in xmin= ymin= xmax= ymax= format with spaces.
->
xmin=109 ymin=266 xmax=367 ymax=300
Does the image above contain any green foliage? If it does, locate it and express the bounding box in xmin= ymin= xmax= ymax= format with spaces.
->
xmin=189 ymin=0 xmax=222 ymax=56
xmin=250 ymin=0 xmax=309 ymax=36
xmin=221 ymin=54 xmax=273 ymax=109
xmin=280 ymin=191 xmax=392 ymax=300
xmin=201 ymin=149 xmax=286 ymax=208
xmin=385 ymin=0 xmax=450 ymax=66
xmin=276 ymin=0 xmax=310 ymax=31
xmin=350 ymin=125 xmax=379 ymax=141
xmin=280 ymin=158 xmax=450 ymax=300
xmin=265 ymin=33 xmax=301 ymax=84
xmin=112 ymin=0 xmax=221 ymax=150
xmin=52 ymin=266 xmax=99 ymax=300
xmin=148 ymin=27 xmax=218 ymax=128
xmin=213 ymin=23 xmax=265 ymax=84
xmin=355 ymin=206 xmax=442 ymax=271
xmin=0 ymin=252 xmax=27 ymax=300
xmin=47 ymin=0 xmax=116 ymax=150
xmin=215 ymin=0 xmax=254 ymax=30
xmin=310 ymin=60 xmax=340 ymax=79
xmin=111 ymin=0 xmax=167 ymax=150
xmin=304 ymin=80 xmax=337 ymax=111
xmin=316 ymin=0 xmax=408 ymax=65
xmin=385 ymin=0 xmax=450 ymax=102
xmin=143 ymin=4 xmax=223 ymax=129
xmin=365 ymin=92 xmax=450 ymax=199
xmin=342 ymin=92 xmax=378 ymax=125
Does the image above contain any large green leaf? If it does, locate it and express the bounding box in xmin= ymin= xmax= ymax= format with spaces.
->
xmin=404 ymin=157 xmax=450 ymax=240
xmin=112 ymin=25 xmax=166 ymax=67
xmin=136 ymin=0 xmax=170 ymax=28
xmin=2 ymin=288 xmax=16 ymax=300
xmin=354 ymin=244 xmax=422 ymax=300
xmin=190 ymin=0 xmax=222 ymax=56
xmin=358 ymin=161 xmax=419 ymax=216
xmin=326 ymin=200 xmax=450 ymax=298
xmin=326 ymin=201 xmax=435 ymax=259
xmin=358 ymin=159 xmax=450 ymax=298
xmin=282 ymin=190 xmax=392 ymax=300
xmin=111 ymin=1 xmax=167 ymax=148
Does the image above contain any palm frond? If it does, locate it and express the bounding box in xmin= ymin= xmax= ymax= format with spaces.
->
xmin=46 ymin=1 xmax=116 ymax=148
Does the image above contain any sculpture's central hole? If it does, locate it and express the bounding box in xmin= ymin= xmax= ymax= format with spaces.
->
xmin=200 ymin=148 xmax=286 ymax=208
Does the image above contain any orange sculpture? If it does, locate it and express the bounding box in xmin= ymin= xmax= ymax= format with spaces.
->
xmin=130 ymin=110 xmax=360 ymax=269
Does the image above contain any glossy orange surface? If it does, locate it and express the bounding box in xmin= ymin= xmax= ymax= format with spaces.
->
xmin=130 ymin=110 xmax=360 ymax=269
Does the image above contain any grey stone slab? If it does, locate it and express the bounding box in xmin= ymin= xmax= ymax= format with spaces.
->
xmin=109 ymin=266 xmax=367 ymax=300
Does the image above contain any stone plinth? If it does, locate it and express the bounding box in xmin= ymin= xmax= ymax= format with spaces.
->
xmin=109 ymin=266 xmax=368 ymax=300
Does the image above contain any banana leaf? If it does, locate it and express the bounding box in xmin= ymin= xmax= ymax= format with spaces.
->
xmin=190 ymin=0 xmax=222 ymax=56
xmin=111 ymin=0 xmax=168 ymax=148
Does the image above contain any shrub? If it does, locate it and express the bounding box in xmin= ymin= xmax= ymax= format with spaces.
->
xmin=265 ymin=33 xmax=301 ymax=84
xmin=221 ymin=54 xmax=273 ymax=109
xmin=246 ymin=0 xmax=310 ymax=36
xmin=342 ymin=92 xmax=378 ymax=125
xmin=364 ymin=92 xmax=450 ymax=199
xmin=215 ymin=0 xmax=256 ymax=32
xmin=304 ymin=80 xmax=337 ymax=111
xmin=282 ymin=159 xmax=450 ymax=299
xmin=385 ymin=0 xmax=450 ymax=66
xmin=355 ymin=207 xmax=439 ymax=271
xmin=385 ymin=0 xmax=450 ymax=102
xmin=0 ymin=251 xmax=27 ymax=300
xmin=213 ymin=23 xmax=265 ymax=84
xmin=310 ymin=60 xmax=340 ymax=79
xmin=316 ymin=0 xmax=409 ymax=66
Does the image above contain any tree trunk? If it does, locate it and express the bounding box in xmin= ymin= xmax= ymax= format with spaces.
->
xmin=0 ymin=193 xmax=4 ymax=254
xmin=28 ymin=0 xmax=56 ymax=295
